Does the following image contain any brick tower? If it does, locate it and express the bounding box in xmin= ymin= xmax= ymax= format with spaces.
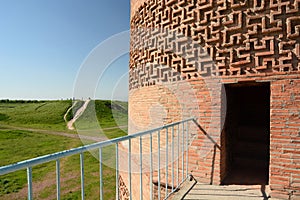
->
xmin=127 ymin=0 xmax=300 ymax=199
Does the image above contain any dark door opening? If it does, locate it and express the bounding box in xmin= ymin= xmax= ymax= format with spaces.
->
xmin=221 ymin=82 xmax=270 ymax=185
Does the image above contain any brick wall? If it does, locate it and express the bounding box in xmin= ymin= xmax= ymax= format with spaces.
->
xmin=270 ymin=76 xmax=300 ymax=199
xmin=123 ymin=74 xmax=300 ymax=199
xmin=127 ymin=0 xmax=300 ymax=199
xmin=121 ymin=77 xmax=223 ymax=199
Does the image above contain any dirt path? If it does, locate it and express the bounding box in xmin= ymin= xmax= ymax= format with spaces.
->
xmin=67 ymin=100 xmax=90 ymax=130
xmin=0 ymin=124 xmax=127 ymax=142
xmin=0 ymin=124 xmax=105 ymax=142
xmin=63 ymin=101 xmax=78 ymax=123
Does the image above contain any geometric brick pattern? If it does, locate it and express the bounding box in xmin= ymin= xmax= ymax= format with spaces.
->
xmin=129 ymin=28 xmax=217 ymax=89
xmin=119 ymin=175 xmax=130 ymax=200
xmin=130 ymin=0 xmax=300 ymax=89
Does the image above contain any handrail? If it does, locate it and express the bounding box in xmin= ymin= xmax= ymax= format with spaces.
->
xmin=0 ymin=118 xmax=194 ymax=175
xmin=0 ymin=117 xmax=196 ymax=200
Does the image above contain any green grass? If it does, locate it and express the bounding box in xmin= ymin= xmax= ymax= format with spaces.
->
xmin=0 ymin=129 xmax=118 ymax=200
xmin=0 ymin=101 xmax=72 ymax=131
xmin=0 ymin=128 xmax=82 ymax=198
xmin=0 ymin=100 xmax=128 ymax=200
xmin=0 ymin=129 xmax=76 ymax=166
xmin=0 ymin=100 xmax=128 ymax=132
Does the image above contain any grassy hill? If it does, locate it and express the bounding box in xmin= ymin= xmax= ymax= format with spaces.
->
xmin=0 ymin=99 xmax=128 ymax=200
xmin=0 ymin=100 xmax=72 ymax=131
xmin=0 ymin=100 xmax=128 ymax=132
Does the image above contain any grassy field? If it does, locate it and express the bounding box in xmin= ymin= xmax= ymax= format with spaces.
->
xmin=0 ymin=100 xmax=128 ymax=131
xmin=0 ymin=100 xmax=128 ymax=200
xmin=0 ymin=100 xmax=72 ymax=131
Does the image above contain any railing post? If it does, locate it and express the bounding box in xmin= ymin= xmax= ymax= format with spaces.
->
xmin=116 ymin=143 xmax=119 ymax=200
xmin=27 ymin=167 xmax=33 ymax=200
xmin=99 ymin=148 xmax=103 ymax=200
xmin=182 ymin=122 xmax=185 ymax=181
xmin=171 ymin=126 xmax=174 ymax=192
xmin=150 ymin=133 xmax=153 ymax=200
xmin=158 ymin=131 xmax=161 ymax=200
xmin=56 ymin=160 xmax=61 ymax=200
xmin=165 ymin=128 xmax=169 ymax=198
xmin=80 ymin=153 xmax=85 ymax=200
xmin=177 ymin=124 xmax=180 ymax=187
xmin=128 ymin=139 xmax=132 ymax=200
xmin=186 ymin=122 xmax=189 ymax=177
xmin=139 ymin=136 xmax=143 ymax=200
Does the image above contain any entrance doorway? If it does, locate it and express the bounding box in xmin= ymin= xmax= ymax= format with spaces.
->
xmin=221 ymin=82 xmax=270 ymax=185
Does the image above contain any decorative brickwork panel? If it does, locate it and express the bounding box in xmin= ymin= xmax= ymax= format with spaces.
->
xmin=130 ymin=0 xmax=300 ymax=89
xmin=119 ymin=175 xmax=130 ymax=200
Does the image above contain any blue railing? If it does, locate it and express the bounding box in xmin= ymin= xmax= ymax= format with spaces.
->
xmin=0 ymin=118 xmax=196 ymax=200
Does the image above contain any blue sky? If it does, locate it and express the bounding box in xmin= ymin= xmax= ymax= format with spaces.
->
xmin=0 ymin=0 xmax=130 ymax=101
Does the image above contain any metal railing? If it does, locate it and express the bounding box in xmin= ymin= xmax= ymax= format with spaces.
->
xmin=0 ymin=118 xmax=196 ymax=200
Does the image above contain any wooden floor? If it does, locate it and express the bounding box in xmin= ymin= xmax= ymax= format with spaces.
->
xmin=182 ymin=183 xmax=280 ymax=200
